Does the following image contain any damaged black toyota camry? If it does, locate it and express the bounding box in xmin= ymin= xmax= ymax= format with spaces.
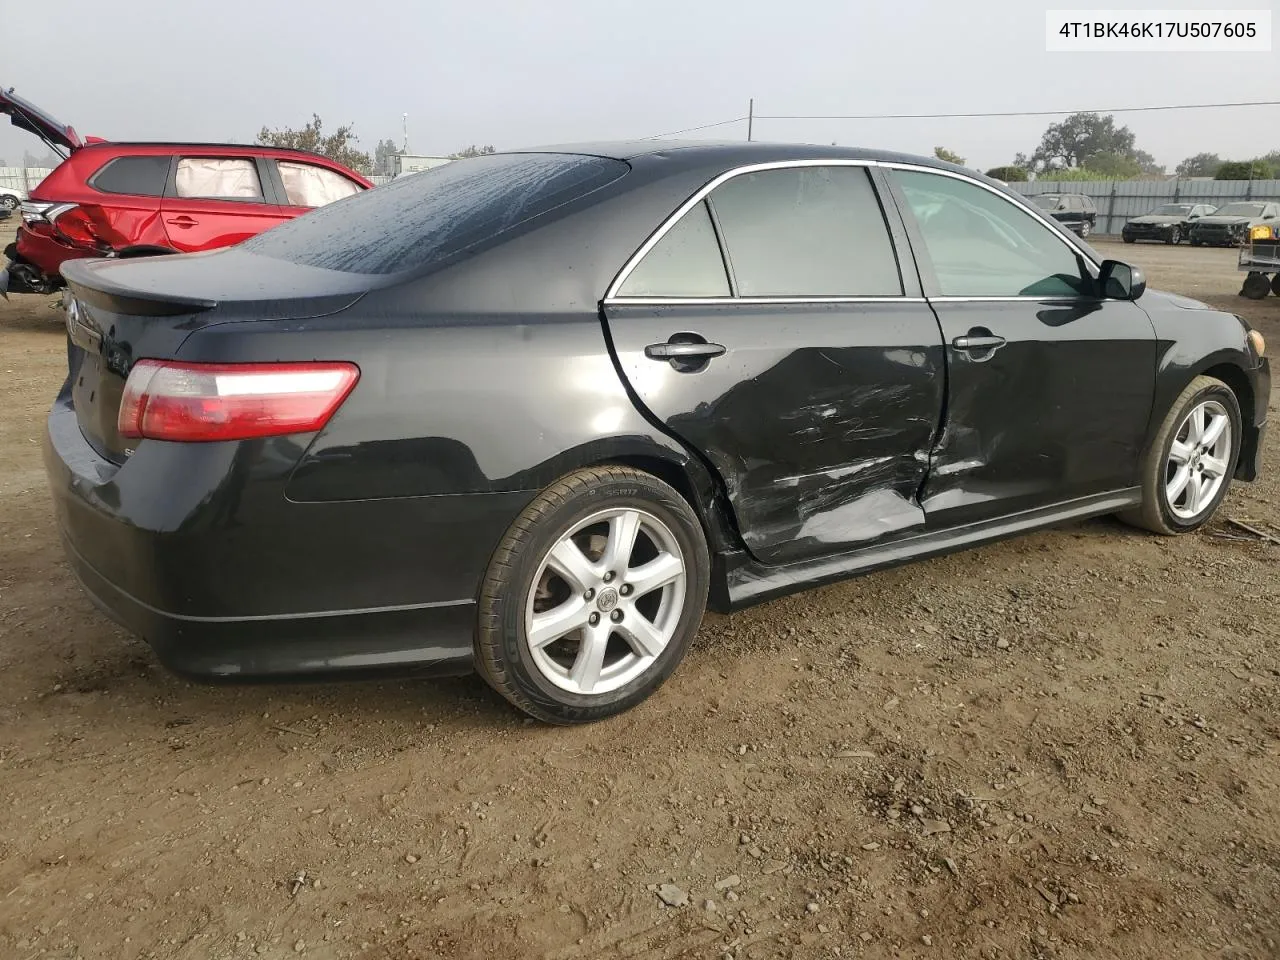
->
xmin=45 ymin=142 xmax=1270 ymax=723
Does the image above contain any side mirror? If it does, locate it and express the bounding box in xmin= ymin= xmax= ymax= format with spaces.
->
xmin=1189 ymin=213 xmax=1201 ymax=220
xmin=1265 ymin=214 xmax=1276 ymax=220
xmin=1098 ymin=260 xmax=1146 ymax=301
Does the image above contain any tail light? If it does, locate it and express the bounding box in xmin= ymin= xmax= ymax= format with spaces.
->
xmin=20 ymin=200 xmax=106 ymax=250
xmin=118 ymin=360 xmax=360 ymax=442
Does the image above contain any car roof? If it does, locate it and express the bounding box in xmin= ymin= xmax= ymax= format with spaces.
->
xmin=75 ymin=141 xmax=338 ymax=160
xmin=506 ymin=139 xmax=986 ymax=175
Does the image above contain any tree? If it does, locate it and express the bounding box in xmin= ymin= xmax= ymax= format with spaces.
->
xmin=985 ymin=166 xmax=1028 ymax=182
xmin=373 ymin=138 xmax=399 ymax=176
xmin=256 ymin=114 xmax=372 ymax=174
xmin=1083 ymin=152 xmax=1142 ymax=179
xmin=1175 ymin=152 xmax=1220 ymax=178
xmin=1029 ymin=112 xmax=1136 ymax=172
xmin=1256 ymin=151 xmax=1280 ymax=178
xmin=449 ymin=145 xmax=496 ymax=159
xmin=1132 ymin=149 xmax=1164 ymax=175
xmin=1216 ymin=160 xmax=1271 ymax=180
xmin=933 ymin=146 xmax=965 ymax=165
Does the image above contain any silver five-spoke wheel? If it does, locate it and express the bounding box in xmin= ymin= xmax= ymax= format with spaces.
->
xmin=1165 ymin=399 xmax=1231 ymax=520
xmin=525 ymin=508 xmax=687 ymax=696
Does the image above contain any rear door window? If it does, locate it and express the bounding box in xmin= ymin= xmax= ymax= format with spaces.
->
xmin=175 ymin=158 xmax=264 ymax=201
xmin=92 ymin=155 xmax=171 ymax=196
xmin=617 ymin=200 xmax=730 ymax=297
xmin=242 ymin=152 xmax=628 ymax=275
xmin=705 ymin=165 xmax=902 ymax=296
xmin=277 ymin=161 xmax=362 ymax=207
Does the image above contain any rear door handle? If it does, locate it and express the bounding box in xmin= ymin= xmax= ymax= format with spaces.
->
xmin=644 ymin=341 xmax=727 ymax=361
xmin=952 ymin=334 xmax=1007 ymax=351
xmin=165 ymin=216 xmax=198 ymax=226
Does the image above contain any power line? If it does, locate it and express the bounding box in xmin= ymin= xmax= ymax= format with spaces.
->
xmin=641 ymin=116 xmax=748 ymax=140
xmin=755 ymin=99 xmax=1280 ymax=121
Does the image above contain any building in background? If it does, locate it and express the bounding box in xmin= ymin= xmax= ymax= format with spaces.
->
xmin=393 ymin=154 xmax=452 ymax=178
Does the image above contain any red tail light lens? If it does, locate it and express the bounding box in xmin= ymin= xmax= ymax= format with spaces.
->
xmin=117 ymin=360 xmax=360 ymax=442
xmin=48 ymin=204 xmax=105 ymax=250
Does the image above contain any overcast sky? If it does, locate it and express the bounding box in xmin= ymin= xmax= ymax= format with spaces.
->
xmin=3 ymin=0 xmax=1277 ymax=172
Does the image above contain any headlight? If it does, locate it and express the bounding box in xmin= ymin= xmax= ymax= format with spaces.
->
xmin=1248 ymin=329 xmax=1266 ymax=357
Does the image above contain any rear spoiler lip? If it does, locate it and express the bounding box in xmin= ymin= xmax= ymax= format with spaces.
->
xmin=61 ymin=258 xmax=217 ymax=317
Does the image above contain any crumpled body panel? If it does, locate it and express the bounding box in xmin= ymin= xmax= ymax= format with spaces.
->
xmin=605 ymin=301 xmax=945 ymax=564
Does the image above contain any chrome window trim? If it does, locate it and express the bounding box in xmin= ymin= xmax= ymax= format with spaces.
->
xmin=603 ymin=158 xmax=1100 ymax=305
xmin=929 ymin=295 xmax=1098 ymax=303
xmin=608 ymin=296 xmax=928 ymax=306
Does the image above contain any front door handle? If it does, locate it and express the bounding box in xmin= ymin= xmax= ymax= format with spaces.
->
xmin=952 ymin=334 xmax=1007 ymax=352
xmin=165 ymin=216 xmax=198 ymax=227
xmin=644 ymin=341 xmax=727 ymax=361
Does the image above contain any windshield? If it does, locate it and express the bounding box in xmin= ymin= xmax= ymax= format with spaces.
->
xmin=1152 ymin=204 xmax=1193 ymax=215
xmin=1031 ymin=196 xmax=1060 ymax=210
xmin=242 ymin=152 xmax=628 ymax=275
xmin=1216 ymin=202 xmax=1266 ymax=217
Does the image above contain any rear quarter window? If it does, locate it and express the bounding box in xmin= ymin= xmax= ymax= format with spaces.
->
xmin=91 ymin=155 xmax=171 ymax=196
xmin=241 ymin=153 xmax=629 ymax=275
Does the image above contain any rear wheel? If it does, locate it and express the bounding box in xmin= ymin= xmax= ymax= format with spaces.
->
xmin=476 ymin=466 xmax=709 ymax=724
xmin=1242 ymin=272 xmax=1271 ymax=300
xmin=0 ymin=195 xmax=17 ymax=211
xmin=1123 ymin=234 xmax=1136 ymax=244
xmin=1272 ymin=273 xmax=1280 ymax=297
xmin=1079 ymin=221 xmax=1091 ymax=238
xmin=1120 ymin=376 xmax=1241 ymax=535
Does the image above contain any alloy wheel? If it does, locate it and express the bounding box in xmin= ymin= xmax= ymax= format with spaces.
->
xmin=524 ymin=507 xmax=687 ymax=696
xmin=1164 ymin=399 xmax=1232 ymax=520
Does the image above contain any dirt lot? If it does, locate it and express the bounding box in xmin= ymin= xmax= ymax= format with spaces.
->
xmin=0 ymin=230 xmax=1277 ymax=960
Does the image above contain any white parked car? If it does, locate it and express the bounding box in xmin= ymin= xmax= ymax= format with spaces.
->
xmin=0 ymin=185 xmax=24 ymax=211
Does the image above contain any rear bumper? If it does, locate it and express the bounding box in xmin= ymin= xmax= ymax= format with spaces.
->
xmin=43 ymin=390 xmax=532 ymax=681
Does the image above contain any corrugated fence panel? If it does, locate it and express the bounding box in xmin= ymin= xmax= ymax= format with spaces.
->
xmin=1008 ymin=179 xmax=1280 ymax=234
xmin=0 ymin=167 xmax=52 ymax=194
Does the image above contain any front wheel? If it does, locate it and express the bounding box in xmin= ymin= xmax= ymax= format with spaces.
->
xmin=1119 ymin=376 xmax=1241 ymax=535
xmin=1079 ymin=221 xmax=1091 ymax=238
xmin=0 ymin=195 xmax=17 ymax=212
xmin=1168 ymin=226 xmax=1182 ymax=245
xmin=475 ymin=465 xmax=710 ymax=724
xmin=1123 ymin=234 xmax=1136 ymax=244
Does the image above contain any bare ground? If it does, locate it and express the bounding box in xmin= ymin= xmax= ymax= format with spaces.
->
xmin=0 ymin=231 xmax=1277 ymax=960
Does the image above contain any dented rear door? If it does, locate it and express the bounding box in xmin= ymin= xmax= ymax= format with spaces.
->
xmin=603 ymin=163 xmax=945 ymax=566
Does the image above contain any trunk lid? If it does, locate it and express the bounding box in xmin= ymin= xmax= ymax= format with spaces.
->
xmin=1 ymin=85 xmax=83 ymax=156
xmin=60 ymin=249 xmax=373 ymax=462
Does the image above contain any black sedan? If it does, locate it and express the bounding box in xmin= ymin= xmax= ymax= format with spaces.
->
xmin=46 ymin=142 xmax=1270 ymax=723
xmin=1122 ymin=203 xmax=1216 ymax=245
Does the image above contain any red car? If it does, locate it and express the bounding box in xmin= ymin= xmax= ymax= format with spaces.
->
xmin=1 ymin=87 xmax=373 ymax=294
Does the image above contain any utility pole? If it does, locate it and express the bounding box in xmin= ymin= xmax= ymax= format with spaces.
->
xmin=402 ymin=113 xmax=409 ymax=154
xmin=747 ymin=98 xmax=754 ymax=142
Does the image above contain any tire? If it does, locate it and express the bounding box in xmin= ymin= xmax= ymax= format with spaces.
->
xmin=475 ymin=465 xmax=710 ymax=724
xmin=1241 ymin=272 xmax=1271 ymax=300
xmin=1168 ymin=226 xmax=1182 ymax=245
xmin=0 ymin=195 xmax=16 ymax=211
xmin=1271 ymin=273 xmax=1280 ymax=297
xmin=1119 ymin=375 xmax=1241 ymax=535
xmin=1123 ymin=234 xmax=1136 ymax=244
xmin=1079 ymin=221 xmax=1091 ymax=238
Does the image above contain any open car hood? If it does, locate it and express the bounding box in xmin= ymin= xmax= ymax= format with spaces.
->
xmin=1 ymin=85 xmax=82 ymax=155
